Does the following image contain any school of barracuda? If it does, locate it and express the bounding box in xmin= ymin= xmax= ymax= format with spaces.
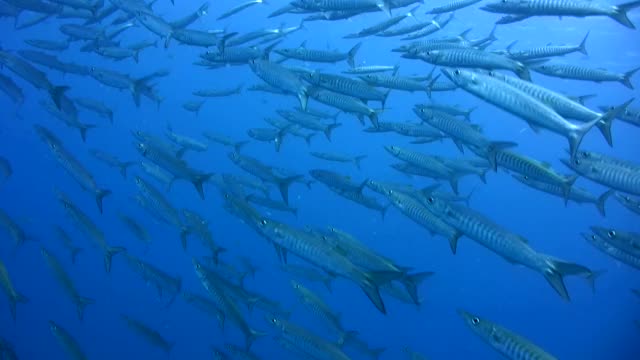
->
xmin=0 ymin=0 xmax=639 ymax=358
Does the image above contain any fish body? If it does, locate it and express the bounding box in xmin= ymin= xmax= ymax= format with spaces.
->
xmin=458 ymin=309 xmax=558 ymax=360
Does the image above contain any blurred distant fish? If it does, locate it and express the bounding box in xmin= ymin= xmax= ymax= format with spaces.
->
xmin=246 ymin=193 xmax=298 ymax=216
xmin=55 ymin=190 xmax=125 ymax=273
xmin=182 ymin=100 xmax=206 ymax=116
xmin=217 ymin=0 xmax=266 ymax=20
xmin=513 ymin=175 xmax=612 ymax=216
xmin=307 ymin=87 xmax=380 ymax=127
xmin=228 ymin=152 xmax=303 ymax=205
xmin=277 ymin=110 xmax=341 ymax=141
xmin=123 ymin=254 xmax=182 ymax=304
xmin=290 ymin=280 xmax=355 ymax=343
xmin=193 ymin=259 xmax=267 ymax=349
xmin=121 ymin=314 xmax=173 ymax=355
xmin=52 ymin=225 xmax=83 ymax=264
xmin=24 ymin=38 xmax=70 ymax=51
xmin=247 ymin=127 xmax=288 ymax=152
xmin=182 ymin=291 xmax=225 ymax=328
xmin=117 ymin=214 xmax=151 ymax=247
xmin=458 ymin=309 xmax=558 ymax=360
xmin=203 ymin=132 xmax=249 ymax=151
xmin=481 ymin=0 xmax=640 ymax=29
xmin=0 ymin=259 xmax=28 ymax=322
xmin=310 ymin=151 xmax=367 ymax=170
xmin=281 ymin=264 xmax=334 ymax=291
xmin=135 ymin=139 xmax=213 ymax=199
xmin=182 ymin=208 xmax=226 ymax=259
xmin=49 ymin=321 xmax=88 ymax=360
xmin=41 ymin=247 xmax=94 ymax=321
xmin=0 ymin=208 xmax=28 ymax=247
xmin=0 ymin=73 xmax=24 ymax=105
xmin=193 ymin=84 xmax=243 ymax=97
xmin=0 ymin=48 xmax=68 ymax=109
xmin=276 ymin=41 xmax=362 ymax=68
xmin=90 ymin=149 xmax=134 ymax=179
xmin=403 ymin=346 xmax=429 ymax=360
xmin=0 ymin=156 xmax=12 ymax=183
xmin=35 ymin=125 xmax=111 ymax=213
xmin=75 ymin=98 xmax=114 ymax=123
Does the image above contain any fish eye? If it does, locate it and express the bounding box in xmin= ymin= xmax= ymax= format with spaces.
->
xmin=454 ymin=69 xmax=461 ymax=75
xmin=524 ymin=176 xmax=529 ymax=180
xmin=270 ymin=318 xmax=277 ymax=323
xmin=427 ymin=197 xmax=434 ymax=204
xmin=591 ymin=235 xmax=597 ymax=240
xmin=471 ymin=317 xmax=480 ymax=325
xmin=261 ymin=219 xmax=268 ymax=225
xmin=608 ymin=230 xmax=616 ymax=238
xmin=574 ymin=159 xmax=581 ymax=165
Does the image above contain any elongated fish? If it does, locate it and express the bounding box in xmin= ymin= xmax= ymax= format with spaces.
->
xmin=41 ymin=247 xmax=94 ymax=320
xmin=458 ymin=309 xmax=558 ymax=360
xmin=0 ymin=260 xmax=28 ymax=322
xmin=35 ymin=125 xmax=111 ymax=213
xmin=49 ymin=321 xmax=88 ymax=360
xmin=121 ymin=314 xmax=173 ymax=354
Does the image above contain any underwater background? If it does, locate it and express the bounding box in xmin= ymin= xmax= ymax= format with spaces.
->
xmin=1 ymin=0 xmax=639 ymax=359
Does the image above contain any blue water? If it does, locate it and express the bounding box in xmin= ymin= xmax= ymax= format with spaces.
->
xmin=1 ymin=1 xmax=640 ymax=359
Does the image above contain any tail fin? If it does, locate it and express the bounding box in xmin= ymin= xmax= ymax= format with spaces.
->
xmin=79 ymin=124 xmax=97 ymax=143
xmin=542 ymin=257 xmax=594 ymax=301
xmin=399 ymin=271 xmax=434 ymax=305
xmin=347 ymin=42 xmax=362 ymax=68
xmin=71 ymin=247 xmax=83 ymax=264
xmin=75 ymin=296 xmax=95 ymax=321
xmin=514 ymin=64 xmax=531 ymax=81
xmin=567 ymin=116 xmax=600 ymax=160
xmin=234 ymin=140 xmax=249 ymax=152
xmin=354 ymin=155 xmax=367 ymax=170
xmin=595 ymin=189 xmax=614 ymax=216
xmin=49 ymin=86 xmax=69 ymax=109
xmin=577 ymin=31 xmax=589 ymax=55
xmin=192 ymin=173 xmax=213 ymax=199
xmin=324 ymin=123 xmax=341 ymax=141
xmin=9 ymin=292 xmax=29 ymax=322
xmin=119 ymin=161 xmax=136 ymax=179
xmin=179 ymin=227 xmax=191 ymax=250
xmin=104 ymin=246 xmax=126 ymax=273
xmin=246 ymin=328 xmax=268 ymax=350
xmin=610 ymin=0 xmax=640 ymax=29
xmin=621 ymin=66 xmax=639 ymax=89
xmin=304 ymin=133 xmax=314 ymax=146
xmin=277 ymin=175 xmax=303 ymax=205
xmin=360 ymin=270 xmax=404 ymax=314
xmin=95 ymin=188 xmax=112 ymax=214
xmin=561 ymin=175 xmax=578 ymax=200
xmin=594 ymin=98 xmax=633 ymax=146
xmin=297 ymin=89 xmax=309 ymax=112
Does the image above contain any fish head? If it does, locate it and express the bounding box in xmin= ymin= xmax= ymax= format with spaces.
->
xmin=289 ymin=279 xmax=303 ymax=291
xmin=383 ymin=145 xmax=402 ymax=156
xmin=48 ymin=320 xmax=60 ymax=334
xmin=457 ymin=309 xmax=494 ymax=338
xmin=479 ymin=0 xmax=521 ymax=13
xmin=440 ymin=68 xmax=475 ymax=87
xmin=590 ymin=226 xmax=618 ymax=241
xmin=412 ymin=106 xmax=434 ymax=121
xmin=134 ymin=142 xmax=149 ymax=156
xmin=359 ymin=74 xmax=378 ymax=83
xmin=263 ymin=313 xmax=285 ymax=330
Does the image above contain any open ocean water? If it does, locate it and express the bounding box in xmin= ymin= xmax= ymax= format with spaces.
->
xmin=1 ymin=0 xmax=640 ymax=359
